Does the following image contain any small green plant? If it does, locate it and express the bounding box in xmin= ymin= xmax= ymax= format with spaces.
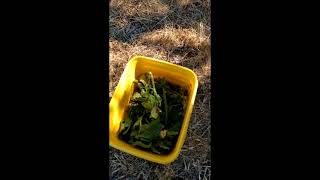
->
xmin=118 ymin=72 xmax=188 ymax=154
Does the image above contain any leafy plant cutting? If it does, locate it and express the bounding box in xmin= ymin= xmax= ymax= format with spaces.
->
xmin=118 ymin=72 xmax=188 ymax=154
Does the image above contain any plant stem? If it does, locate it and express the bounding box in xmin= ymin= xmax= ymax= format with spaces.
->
xmin=148 ymin=72 xmax=158 ymax=96
xmin=163 ymin=87 xmax=168 ymax=125
xmin=139 ymin=112 xmax=145 ymax=133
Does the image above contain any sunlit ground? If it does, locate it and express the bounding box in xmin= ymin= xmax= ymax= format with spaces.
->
xmin=109 ymin=0 xmax=212 ymax=179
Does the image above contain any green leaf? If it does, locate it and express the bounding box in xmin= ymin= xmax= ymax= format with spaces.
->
xmin=163 ymin=139 xmax=173 ymax=146
xmin=142 ymin=100 xmax=153 ymax=110
xmin=151 ymin=146 xmax=161 ymax=154
xmin=166 ymin=121 xmax=181 ymax=136
xmin=128 ymin=104 xmax=144 ymax=119
xmin=168 ymin=121 xmax=182 ymax=132
xmin=140 ymin=89 xmax=146 ymax=96
xmin=133 ymin=115 xmax=143 ymax=131
xmin=167 ymin=107 xmax=182 ymax=123
xmin=156 ymin=94 xmax=162 ymax=106
xmin=130 ymin=130 xmax=138 ymax=137
xmin=136 ymin=118 xmax=162 ymax=141
xmin=139 ymin=79 xmax=148 ymax=88
xmin=160 ymin=130 xmax=167 ymax=139
xmin=137 ymin=82 xmax=145 ymax=91
xmin=131 ymin=92 xmax=142 ymax=101
xmin=138 ymin=74 xmax=149 ymax=94
xmin=150 ymin=107 xmax=159 ymax=119
xmin=119 ymin=74 xmax=187 ymax=155
xmin=170 ymin=94 xmax=178 ymax=99
xmin=142 ymin=94 xmax=158 ymax=110
xmin=120 ymin=118 xmax=132 ymax=134
xmin=123 ymin=126 xmax=131 ymax=135
xmin=148 ymin=94 xmax=157 ymax=105
xmin=140 ymin=124 xmax=150 ymax=132
xmin=139 ymin=74 xmax=147 ymax=83
xmin=139 ymin=137 xmax=152 ymax=142
xmin=131 ymin=140 xmax=152 ymax=148
xmin=159 ymin=142 xmax=170 ymax=150
xmin=167 ymin=130 xmax=178 ymax=136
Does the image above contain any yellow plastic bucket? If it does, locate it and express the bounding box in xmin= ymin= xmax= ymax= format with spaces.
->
xmin=109 ymin=56 xmax=198 ymax=164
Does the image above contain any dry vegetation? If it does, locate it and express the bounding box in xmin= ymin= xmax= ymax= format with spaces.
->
xmin=109 ymin=0 xmax=212 ymax=179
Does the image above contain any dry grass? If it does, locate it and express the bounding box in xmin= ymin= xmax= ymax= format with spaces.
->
xmin=109 ymin=0 xmax=212 ymax=179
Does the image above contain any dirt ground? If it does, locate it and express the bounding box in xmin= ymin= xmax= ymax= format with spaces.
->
xmin=109 ymin=0 xmax=212 ymax=179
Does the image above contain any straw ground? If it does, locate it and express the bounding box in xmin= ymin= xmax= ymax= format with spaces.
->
xmin=109 ymin=0 xmax=213 ymax=179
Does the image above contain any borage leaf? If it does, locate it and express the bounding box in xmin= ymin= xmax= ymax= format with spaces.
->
xmin=133 ymin=114 xmax=144 ymax=132
xmin=140 ymin=124 xmax=150 ymax=132
xmin=139 ymin=79 xmax=148 ymax=88
xmin=131 ymin=92 xmax=142 ymax=101
xmin=128 ymin=104 xmax=144 ymax=119
xmin=120 ymin=118 xmax=132 ymax=135
xmin=150 ymin=107 xmax=160 ymax=119
xmin=130 ymin=130 xmax=138 ymax=137
xmin=159 ymin=142 xmax=170 ymax=150
xmin=168 ymin=121 xmax=182 ymax=132
xmin=160 ymin=130 xmax=167 ymax=139
xmin=131 ymin=141 xmax=152 ymax=149
xmin=167 ymin=130 xmax=178 ymax=136
xmin=142 ymin=94 xmax=158 ymax=110
xmin=139 ymin=74 xmax=147 ymax=83
xmin=166 ymin=121 xmax=181 ymax=136
xmin=119 ymin=74 xmax=186 ymax=155
xmin=142 ymin=100 xmax=153 ymax=110
xmin=151 ymin=146 xmax=161 ymax=154
xmin=136 ymin=118 xmax=162 ymax=141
